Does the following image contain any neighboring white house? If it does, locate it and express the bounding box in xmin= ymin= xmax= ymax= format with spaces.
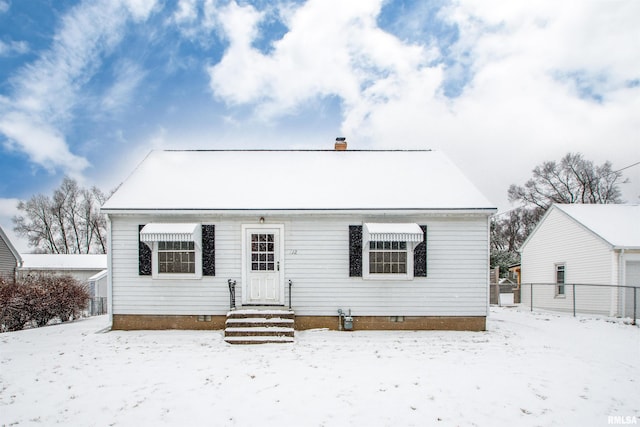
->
xmin=520 ymin=204 xmax=640 ymax=318
xmin=87 ymin=269 xmax=109 ymax=315
xmin=0 ymin=225 xmax=22 ymax=282
xmin=88 ymin=269 xmax=108 ymax=299
xmin=18 ymin=254 xmax=108 ymax=284
xmin=101 ymin=144 xmax=496 ymax=331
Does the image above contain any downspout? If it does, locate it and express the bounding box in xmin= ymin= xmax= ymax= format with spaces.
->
xmin=106 ymin=214 xmax=113 ymax=326
xmin=486 ymin=214 xmax=491 ymax=317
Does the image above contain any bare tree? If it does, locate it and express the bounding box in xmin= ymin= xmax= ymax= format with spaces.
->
xmin=508 ymin=153 xmax=625 ymax=213
xmin=14 ymin=195 xmax=60 ymax=253
xmin=490 ymin=207 xmax=538 ymax=274
xmin=492 ymin=153 xmax=627 ymax=273
xmin=13 ymin=178 xmax=110 ymax=254
xmin=86 ymin=186 xmax=108 ymax=254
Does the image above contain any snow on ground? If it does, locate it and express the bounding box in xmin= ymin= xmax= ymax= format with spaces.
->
xmin=1 ymin=307 xmax=638 ymax=427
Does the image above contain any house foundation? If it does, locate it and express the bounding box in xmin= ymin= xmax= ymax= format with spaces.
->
xmin=112 ymin=314 xmax=226 ymax=330
xmin=111 ymin=314 xmax=485 ymax=331
xmin=295 ymin=315 xmax=486 ymax=331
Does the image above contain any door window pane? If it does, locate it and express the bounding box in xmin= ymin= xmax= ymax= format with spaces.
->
xmin=251 ymin=233 xmax=276 ymax=271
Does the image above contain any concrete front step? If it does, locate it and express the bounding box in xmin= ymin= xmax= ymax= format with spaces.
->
xmin=224 ymin=309 xmax=295 ymax=344
xmin=225 ymin=318 xmax=294 ymax=328
xmin=227 ymin=309 xmax=295 ymax=320
xmin=225 ymin=326 xmax=295 ymax=337
xmin=225 ymin=335 xmax=295 ymax=344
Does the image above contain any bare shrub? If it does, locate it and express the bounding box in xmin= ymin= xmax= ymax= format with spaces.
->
xmin=0 ymin=274 xmax=90 ymax=332
xmin=0 ymin=277 xmax=31 ymax=332
xmin=47 ymin=275 xmax=90 ymax=322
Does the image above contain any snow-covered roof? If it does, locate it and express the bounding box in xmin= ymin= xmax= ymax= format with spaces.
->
xmin=19 ymin=254 xmax=107 ymax=271
xmin=555 ymin=204 xmax=640 ymax=249
xmin=88 ymin=269 xmax=108 ymax=281
xmin=102 ymin=150 xmax=495 ymax=212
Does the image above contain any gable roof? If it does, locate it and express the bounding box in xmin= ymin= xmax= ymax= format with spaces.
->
xmin=19 ymin=254 xmax=107 ymax=271
xmin=522 ymin=204 xmax=640 ymax=251
xmin=102 ymin=150 xmax=495 ymax=212
xmin=554 ymin=204 xmax=640 ymax=249
xmin=0 ymin=225 xmax=22 ymax=266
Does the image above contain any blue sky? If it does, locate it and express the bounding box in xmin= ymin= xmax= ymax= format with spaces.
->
xmin=1 ymin=0 xmax=639 ymax=251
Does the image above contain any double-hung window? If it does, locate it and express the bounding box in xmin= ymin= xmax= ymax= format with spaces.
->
xmin=362 ymin=223 xmax=424 ymax=280
xmin=158 ymin=241 xmax=195 ymax=274
xmin=555 ymin=264 xmax=565 ymax=296
xmin=369 ymin=241 xmax=408 ymax=274
xmin=140 ymin=223 xmax=202 ymax=279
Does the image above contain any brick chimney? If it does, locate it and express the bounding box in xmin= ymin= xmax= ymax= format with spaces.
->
xmin=334 ymin=137 xmax=347 ymax=151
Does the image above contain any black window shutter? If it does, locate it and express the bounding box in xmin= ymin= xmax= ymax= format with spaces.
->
xmin=138 ymin=224 xmax=152 ymax=276
xmin=414 ymin=225 xmax=427 ymax=277
xmin=349 ymin=225 xmax=362 ymax=277
xmin=202 ymin=224 xmax=215 ymax=276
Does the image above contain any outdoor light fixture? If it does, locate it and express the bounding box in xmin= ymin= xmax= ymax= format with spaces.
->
xmin=259 ymin=217 xmax=265 ymax=224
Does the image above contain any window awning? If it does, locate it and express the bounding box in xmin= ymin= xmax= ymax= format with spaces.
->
xmin=140 ymin=223 xmax=201 ymax=245
xmin=364 ymin=223 xmax=424 ymax=243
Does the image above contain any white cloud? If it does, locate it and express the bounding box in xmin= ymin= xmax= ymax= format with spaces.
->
xmin=173 ymin=0 xmax=198 ymax=24
xmin=0 ymin=198 xmax=30 ymax=253
xmin=170 ymin=0 xmax=218 ymax=41
xmin=0 ymin=112 xmax=90 ymax=178
xmin=207 ymin=0 xmax=435 ymax=119
xmin=123 ymin=0 xmax=158 ymax=21
xmin=0 ymin=0 xmax=9 ymax=14
xmin=100 ymin=60 xmax=147 ymax=113
xmin=0 ymin=0 xmax=157 ymax=178
xmin=205 ymin=0 xmax=640 ymax=209
xmin=0 ymin=198 xmax=19 ymax=219
xmin=0 ymin=40 xmax=28 ymax=56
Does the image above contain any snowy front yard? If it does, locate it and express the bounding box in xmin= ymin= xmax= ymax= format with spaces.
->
xmin=1 ymin=308 xmax=638 ymax=427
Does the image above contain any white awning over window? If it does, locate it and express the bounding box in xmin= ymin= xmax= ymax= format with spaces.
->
xmin=140 ymin=223 xmax=201 ymax=245
xmin=364 ymin=223 xmax=424 ymax=243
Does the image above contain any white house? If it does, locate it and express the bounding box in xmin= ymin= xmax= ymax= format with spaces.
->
xmin=520 ymin=204 xmax=640 ymax=318
xmin=101 ymin=143 xmax=496 ymax=334
xmin=0 ymin=225 xmax=22 ymax=282
xmin=88 ymin=269 xmax=108 ymax=299
xmin=19 ymin=254 xmax=108 ymax=284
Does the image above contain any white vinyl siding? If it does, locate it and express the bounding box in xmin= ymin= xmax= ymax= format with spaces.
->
xmin=623 ymin=260 xmax=640 ymax=318
xmin=521 ymin=208 xmax=616 ymax=315
xmin=0 ymin=237 xmax=18 ymax=281
xmin=110 ymin=213 xmax=490 ymax=317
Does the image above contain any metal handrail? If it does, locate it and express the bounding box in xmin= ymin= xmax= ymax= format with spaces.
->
xmin=227 ymin=279 xmax=236 ymax=310
xmin=226 ymin=279 xmax=291 ymax=310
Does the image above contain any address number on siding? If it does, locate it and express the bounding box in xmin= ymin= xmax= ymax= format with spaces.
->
xmin=287 ymin=250 xmax=298 ymax=255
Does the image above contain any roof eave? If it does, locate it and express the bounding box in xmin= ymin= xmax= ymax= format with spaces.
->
xmin=613 ymin=246 xmax=640 ymax=251
xmin=18 ymin=267 xmax=107 ymax=271
xmin=102 ymin=207 xmax=497 ymax=215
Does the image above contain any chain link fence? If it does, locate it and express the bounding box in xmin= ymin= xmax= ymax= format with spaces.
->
xmin=520 ymin=283 xmax=638 ymax=325
xmin=87 ymin=297 xmax=107 ymax=316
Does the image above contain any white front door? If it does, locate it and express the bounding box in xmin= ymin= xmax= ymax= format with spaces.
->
xmin=242 ymin=226 xmax=284 ymax=305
